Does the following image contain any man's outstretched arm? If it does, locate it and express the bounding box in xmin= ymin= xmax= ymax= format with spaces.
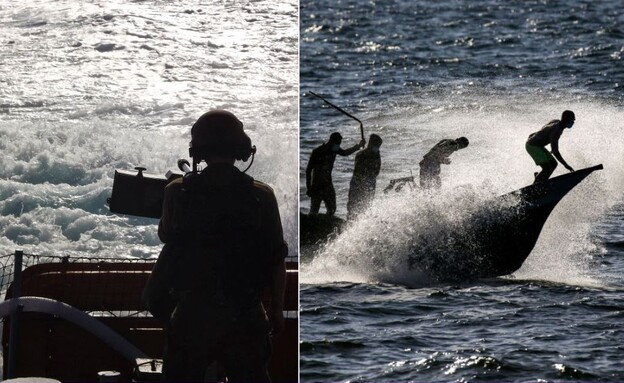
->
xmin=338 ymin=139 xmax=366 ymax=156
xmin=550 ymin=138 xmax=574 ymax=172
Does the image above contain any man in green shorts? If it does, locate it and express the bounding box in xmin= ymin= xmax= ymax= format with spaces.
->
xmin=526 ymin=110 xmax=576 ymax=184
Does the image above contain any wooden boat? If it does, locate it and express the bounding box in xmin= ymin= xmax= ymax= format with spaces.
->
xmin=301 ymin=165 xmax=603 ymax=281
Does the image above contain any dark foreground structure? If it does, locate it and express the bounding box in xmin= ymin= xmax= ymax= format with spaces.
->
xmin=301 ymin=165 xmax=603 ymax=281
xmin=0 ymin=164 xmax=298 ymax=382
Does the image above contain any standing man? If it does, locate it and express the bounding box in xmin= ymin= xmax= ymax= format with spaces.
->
xmin=347 ymin=134 xmax=382 ymax=220
xmin=526 ymin=110 xmax=576 ymax=183
xmin=158 ymin=110 xmax=288 ymax=383
xmin=419 ymin=137 xmax=469 ymax=189
xmin=305 ymin=132 xmax=365 ymax=215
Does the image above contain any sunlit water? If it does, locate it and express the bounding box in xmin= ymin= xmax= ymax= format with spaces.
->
xmin=300 ymin=0 xmax=624 ymax=381
xmin=0 ymin=0 xmax=299 ymax=259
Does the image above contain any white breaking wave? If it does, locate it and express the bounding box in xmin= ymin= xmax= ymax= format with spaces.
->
xmin=302 ymin=91 xmax=624 ymax=286
xmin=0 ymin=0 xmax=298 ymax=259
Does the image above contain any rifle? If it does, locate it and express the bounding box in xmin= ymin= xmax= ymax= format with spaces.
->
xmin=383 ymin=171 xmax=417 ymax=193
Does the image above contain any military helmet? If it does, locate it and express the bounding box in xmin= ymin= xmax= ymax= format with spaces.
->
xmin=190 ymin=110 xmax=254 ymax=162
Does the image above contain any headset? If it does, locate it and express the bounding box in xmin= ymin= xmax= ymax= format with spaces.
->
xmin=189 ymin=129 xmax=257 ymax=173
xmin=188 ymin=137 xmax=256 ymax=162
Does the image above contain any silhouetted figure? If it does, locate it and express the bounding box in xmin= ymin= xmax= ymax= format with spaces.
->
xmin=158 ymin=110 xmax=287 ymax=383
xmin=419 ymin=137 xmax=469 ymax=189
xmin=347 ymin=134 xmax=382 ymax=220
xmin=306 ymin=132 xmax=365 ymax=215
xmin=526 ymin=110 xmax=575 ymax=184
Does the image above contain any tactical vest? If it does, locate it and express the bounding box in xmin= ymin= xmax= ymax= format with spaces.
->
xmin=169 ymin=169 xmax=268 ymax=305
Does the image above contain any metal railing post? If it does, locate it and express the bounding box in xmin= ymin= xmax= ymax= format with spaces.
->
xmin=7 ymin=249 xmax=24 ymax=379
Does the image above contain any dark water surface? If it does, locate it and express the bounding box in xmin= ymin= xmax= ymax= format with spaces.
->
xmin=300 ymin=0 xmax=624 ymax=381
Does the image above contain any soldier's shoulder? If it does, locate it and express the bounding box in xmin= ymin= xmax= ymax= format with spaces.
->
xmin=252 ymin=180 xmax=276 ymax=195
xmin=252 ymin=180 xmax=279 ymax=208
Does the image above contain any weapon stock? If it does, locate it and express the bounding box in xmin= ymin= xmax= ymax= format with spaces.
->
xmin=383 ymin=175 xmax=417 ymax=193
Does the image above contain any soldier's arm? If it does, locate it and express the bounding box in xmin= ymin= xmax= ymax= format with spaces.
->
xmin=260 ymin=184 xmax=288 ymax=336
xmin=269 ymin=259 xmax=286 ymax=336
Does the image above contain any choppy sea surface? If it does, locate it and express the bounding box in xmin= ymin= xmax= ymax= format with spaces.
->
xmin=300 ymin=0 xmax=624 ymax=381
xmin=0 ymin=0 xmax=298 ymax=260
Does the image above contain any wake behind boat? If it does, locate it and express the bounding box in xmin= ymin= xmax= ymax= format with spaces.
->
xmin=301 ymin=165 xmax=604 ymax=281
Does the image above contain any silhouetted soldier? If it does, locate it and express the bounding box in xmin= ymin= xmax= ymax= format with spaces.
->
xmin=306 ymin=132 xmax=365 ymax=215
xmin=419 ymin=137 xmax=469 ymax=189
xmin=526 ymin=110 xmax=575 ymax=183
xmin=347 ymin=134 xmax=382 ymax=220
xmin=159 ymin=110 xmax=288 ymax=383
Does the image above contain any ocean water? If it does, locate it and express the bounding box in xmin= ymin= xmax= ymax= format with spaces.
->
xmin=0 ymin=0 xmax=299 ymax=260
xmin=300 ymin=0 xmax=624 ymax=381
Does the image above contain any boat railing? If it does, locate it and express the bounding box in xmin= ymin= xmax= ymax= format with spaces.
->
xmin=0 ymin=250 xmax=298 ymax=382
xmin=0 ymin=251 xmax=298 ymax=318
xmin=0 ymin=250 xmax=155 ymax=317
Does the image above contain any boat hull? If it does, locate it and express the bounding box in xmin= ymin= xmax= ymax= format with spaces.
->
xmin=301 ymin=165 xmax=603 ymax=281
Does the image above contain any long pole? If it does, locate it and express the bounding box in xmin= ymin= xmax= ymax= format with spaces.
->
xmin=309 ymin=91 xmax=365 ymax=141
